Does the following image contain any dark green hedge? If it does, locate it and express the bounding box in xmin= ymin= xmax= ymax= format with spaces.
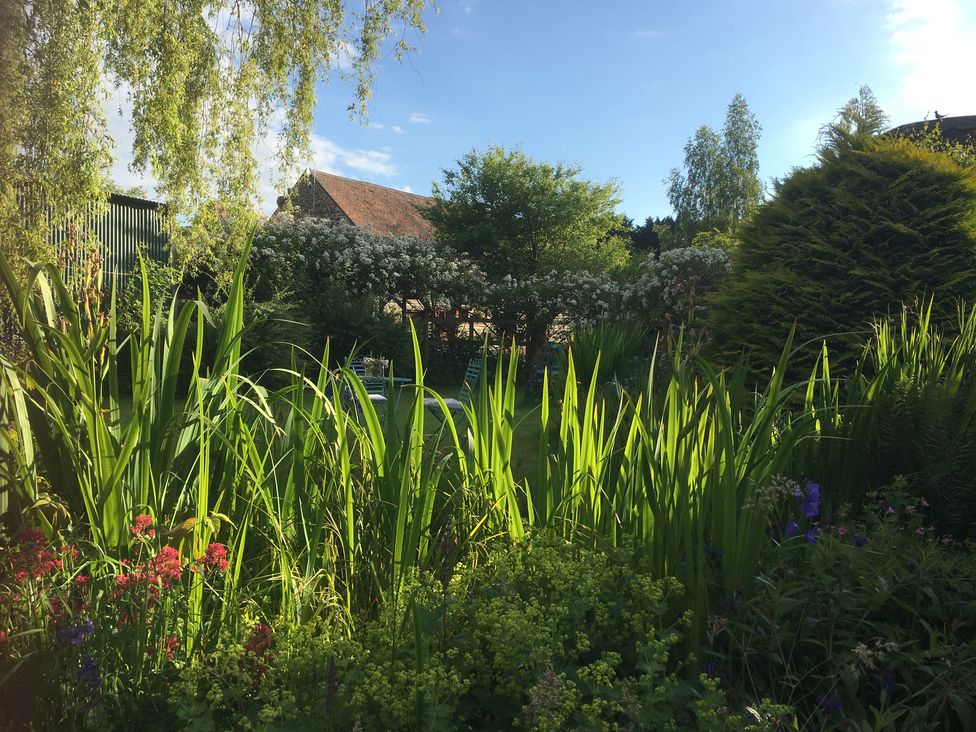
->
xmin=707 ymin=138 xmax=976 ymax=377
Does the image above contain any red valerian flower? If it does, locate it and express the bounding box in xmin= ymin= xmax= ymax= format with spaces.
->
xmin=241 ymin=622 xmax=274 ymax=686
xmin=151 ymin=546 xmax=183 ymax=585
xmin=147 ymin=634 xmax=180 ymax=661
xmin=202 ymin=543 xmax=229 ymax=572
xmin=130 ymin=514 xmax=156 ymax=539
xmin=161 ymin=634 xmax=179 ymax=661
xmin=17 ymin=528 xmax=45 ymax=547
xmin=113 ymin=546 xmax=183 ymax=600
xmin=49 ymin=596 xmax=66 ymax=621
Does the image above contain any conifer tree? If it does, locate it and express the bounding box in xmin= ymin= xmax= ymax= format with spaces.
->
xmin=707 ymin=137 xmax=976 ymax=378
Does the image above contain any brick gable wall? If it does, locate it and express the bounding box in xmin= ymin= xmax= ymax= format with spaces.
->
xmin=278 ymin=175 xmax=352 ymax=224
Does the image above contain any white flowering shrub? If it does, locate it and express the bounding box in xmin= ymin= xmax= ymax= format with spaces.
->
xmin=251 ymin=215 xmax=482 ymax=309
xmin=482 ymin=269 xmax=625 ymax=341
xmin=247 ymin=215 xmax=487 ymax=373
xmin=622 ymin=246 xmax=731 ymax=324
xmin=246 ymin=217 xmax=732 ymax=370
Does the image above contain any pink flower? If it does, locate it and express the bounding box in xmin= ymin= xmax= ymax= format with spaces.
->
xmin=202 ymin=543 xmax=229 ymax=572
xmin=130 ymin=514 xmax=156 ymax=539
xmin=151 ymin=546 xmax=182 ymax=585
xmin=837 ymin=527 xmax=847 ymax=536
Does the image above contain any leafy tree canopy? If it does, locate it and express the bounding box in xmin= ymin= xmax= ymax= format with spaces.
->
xmin=627 ymin=215 xmax=675 ymax=255
xmin=423 ymin=146 xmax=630 ymax=281
xmin=0 ymin=0 xmax=430 ymax=269
xmin=665 ymin=94 xmax=763 ymax=244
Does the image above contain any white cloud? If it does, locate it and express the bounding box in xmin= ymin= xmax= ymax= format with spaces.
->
xmin=399 ymin=185 xmax=414 ymax=193
xmin=409 ymin=112 xmax=432 ymax=124
xmin=254 ymin=124 xmax=397 ymax=212
xmin=459 ymin=0 xmax=478 ymax=14
xmin=391 ymin=124 xmax=404 ymax=134
xmin=632 ymin=29 xmax=661 ymax=39
xmin=368 ymin=121 xmax=385 ymax=130
xmin=334 ymin=40 xmax=358 ymax=71
xmin=887 ymin=0 xmax=976 ymax=120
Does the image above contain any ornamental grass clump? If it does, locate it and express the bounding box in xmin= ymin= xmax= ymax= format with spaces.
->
xmin=800 ymin=301 xmax=976 ymax=534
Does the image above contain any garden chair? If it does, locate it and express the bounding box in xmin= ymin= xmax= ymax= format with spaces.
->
xmin=346 ymin=357 xmax=388 ymax=410
xmin=525 ymin=342 xmax=564 ymax=401
xmin=424 ymin=358 xmax=482 ymax=422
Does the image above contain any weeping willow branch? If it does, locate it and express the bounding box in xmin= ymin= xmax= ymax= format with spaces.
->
xmin=0 ymin=0 xmax=431 ymax=278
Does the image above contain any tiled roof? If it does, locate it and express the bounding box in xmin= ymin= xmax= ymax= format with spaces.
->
xmin=311 ymin=171 xmax=433 ymax=240
xmin=889 ymin=115 xmax=976 ymax=146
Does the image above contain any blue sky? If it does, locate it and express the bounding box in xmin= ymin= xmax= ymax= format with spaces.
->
xmin=111 ymin=0 xmax=976 ymax=221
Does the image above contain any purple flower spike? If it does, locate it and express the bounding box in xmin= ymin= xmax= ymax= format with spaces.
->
xmin=76 ymin=655 xmax=101 ymax=690
xmin=57 ymin=618 xmax=95 ymax=647
xmin=817 ymin=692 xmax=843 ymax=714
xmin=852 ymin=535 xmax=868 ymax=547
xmin=805 ymin=529 xmax=817 ymax=544
xmin=785 ymin=519 xmax=799 ymax=538
xmin=800 ymin=481 xmax=821 ymax=518
xmin=702 ymin=662 xmax=728 ymax=684
xmin=871 ymin=670 xmax=897 ymax=696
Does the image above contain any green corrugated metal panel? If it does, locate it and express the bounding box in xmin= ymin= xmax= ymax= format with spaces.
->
xmin=49 ymin=193 xmax=170 ymax=293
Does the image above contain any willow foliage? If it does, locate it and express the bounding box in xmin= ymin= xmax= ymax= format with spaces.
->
xmin=0 ymin=0 xmax=430 ymax=270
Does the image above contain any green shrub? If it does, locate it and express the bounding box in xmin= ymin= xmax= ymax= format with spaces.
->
xmin=802 ymin=304 xmax=976 ymax=539
xmin=167 ymin=538 xmax=789 ymax=731
xmin=708 ymin=137 xmax=976 ymax=377
xmin=710 ymin=480 xmax=976 ymax=730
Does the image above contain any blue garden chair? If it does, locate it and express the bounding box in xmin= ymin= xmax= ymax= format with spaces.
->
xmin=424 ymin=358 xmax=482 ymax=422
xmin=347 ymin=357 xmax=388 ymax=410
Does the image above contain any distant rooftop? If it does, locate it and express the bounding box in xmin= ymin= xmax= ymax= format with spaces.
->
xmin=889 ymin=115 xmax=976 ymax=146
xmin=281 ymin=171 xmax=434 ymax=240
